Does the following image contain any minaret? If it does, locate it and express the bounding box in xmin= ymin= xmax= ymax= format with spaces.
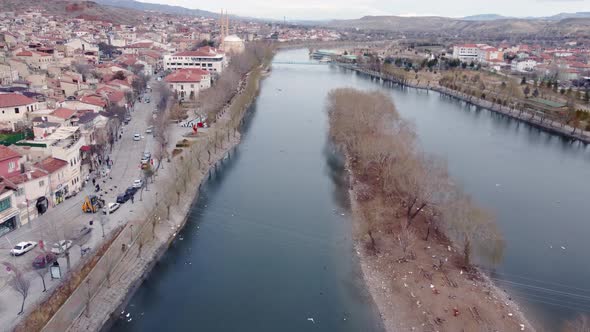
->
xmin=225 ymin=10 xmax=230 ymax=37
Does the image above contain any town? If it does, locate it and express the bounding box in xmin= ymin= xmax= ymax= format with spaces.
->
xmin=1 ymin=1 xmax=590 ymax=332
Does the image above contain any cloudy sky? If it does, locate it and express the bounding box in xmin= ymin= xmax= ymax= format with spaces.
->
xmin=140 ymin=0 xmax=590 ymax=20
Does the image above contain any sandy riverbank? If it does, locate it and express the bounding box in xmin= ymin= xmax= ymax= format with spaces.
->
xmin=347 ymin=180 xmax=535 ymax=332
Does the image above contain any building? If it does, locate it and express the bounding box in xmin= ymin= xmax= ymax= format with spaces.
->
xmin=15 ymin=50 xmax=55 ymax=70
xmin=511 ymin=59 xmax=538 ymax=72
xmin=0 ymin=93 xmax=40 ymax=129
xmin=164 ymin=68 xmax=211 ymax=100
xmin=0 ymin=179 xmax=20 ymax=236
xmin=0 ymin=146 xmax=22 ymax=179
xmin=452 ymin=44 xmax=480 ymax=62
xmin=34 ymin=157 xmax=70 ymax=205
xmin=222 ymin=35 xmax=245 ymax=54
xmin=163 ymin=46 xmax=226 ymax=73
xmin=14 ymin=126 xmax=85 ymax=194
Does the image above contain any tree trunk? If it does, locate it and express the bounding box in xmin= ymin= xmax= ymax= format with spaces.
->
xmin=41 ymin=275 xmax=46 ymax=292
xmin=367 ymin=230 xmax=377 ymax=253
xmin=424 ymin=224 xmax=431 ymax=241
xmin=18 ymin=296 xmax=25 ymax=315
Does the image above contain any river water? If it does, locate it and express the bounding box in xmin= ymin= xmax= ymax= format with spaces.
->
xmin=111 ymin=49 xmax=590 ymax=331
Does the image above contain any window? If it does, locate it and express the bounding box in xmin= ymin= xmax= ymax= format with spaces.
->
xmin=14 ymin=108 xmax=19 ymax=114
xmin=191 ymin=84 xmax=194 ymax=88
xmin=0 ymin=197 xmax=11 ymax=212
xmin=39 ymin=180 xmax=45 ymax=187
xmin=15 ymin=188 xmax=24 ymax=197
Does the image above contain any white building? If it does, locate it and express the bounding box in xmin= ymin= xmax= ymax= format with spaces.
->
xmin=164 ymin=68 xmax=212 ymax=100
xmin=163 ymin=46 xmax=226 ymax=73
xmin=511 ymin=59 xmax=538 ymax=72
xmin=222 ymin=35 xmax=245 ymax=54
xmin=452 ymin=44 xmax=481 ymax=62
xmin=0 ymin=93 xmax=40 ymax=129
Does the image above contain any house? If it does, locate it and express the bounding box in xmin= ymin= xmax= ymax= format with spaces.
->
xmin=0 ymin=93 xmax=40 ymax=129
xmin=163 ymin=46 xmax=226 ymax=73
xmin=0 ymin=146 xmax=22 ymax=178
xmin=14 ymin=126 xmax=85 ymax=194
xmin=34 ymin=157 xmax=70 ymax=205
xmin=164 ymin=68 xmax=211 ymax=100
xmin=511 ymin=59 xmax=538 ymax=72
xmin=15 ymin=50 xmax=55 ymax=70
xmin=6 ymin=170 xmax=49 ymax=223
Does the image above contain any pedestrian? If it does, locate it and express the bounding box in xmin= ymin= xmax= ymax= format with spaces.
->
xmin=92 ymin=178 xmax=96 ymax=186
xmin=131 ymin=195 xmax=134 ymax=204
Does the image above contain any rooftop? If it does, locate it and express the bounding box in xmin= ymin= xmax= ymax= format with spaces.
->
xmin=0 ymin=93 xmax=36 ymax=108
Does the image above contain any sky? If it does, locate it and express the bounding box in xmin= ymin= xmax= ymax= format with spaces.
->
xmin=141 ymin=0 xmax=590 ymax=20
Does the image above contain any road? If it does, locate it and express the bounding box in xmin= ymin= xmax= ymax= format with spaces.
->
xmin=0 ymin=82 xmax=160 ymax=329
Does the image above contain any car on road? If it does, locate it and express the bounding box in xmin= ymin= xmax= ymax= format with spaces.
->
xmin=32 ymin=252 xmax=58 ymax=269
xmin=146 ymin=126 xmax=153 ymax=133
xmin=141 ymin=156 xmax=150 ymax=164
xmin=116 ymin=192 xmax=133 ymax=204
xmin=10 ymin=241 xmax=37 ymax=256
xmin=133 ymin=179 xmax=144 ymax=189
xmin=50 ymin=240 xmax=73 ymax=254
xmin=133 ymin=133 xmax=141 ymax=141
xmin=125 ymin=115 xmax=131 ymax=122
xmin=125 ymin=186 xmax=138 ymax=196
xmin=102 ymin=202 xmax=121 ymax=214
xmin=144 ymin=97 xmax=151 ymax=103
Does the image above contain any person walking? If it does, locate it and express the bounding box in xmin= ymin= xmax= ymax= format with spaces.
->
xmin=131 ymin=195 xmax=134 ymax=204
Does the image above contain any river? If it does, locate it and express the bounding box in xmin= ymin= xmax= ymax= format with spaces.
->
xmin=111 ymin=49 xmax=590 ymax=331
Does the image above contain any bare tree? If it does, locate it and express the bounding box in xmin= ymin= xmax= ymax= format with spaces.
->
xmin=442 ymin=189 xmax=504 ymax=267
xmin=2 ymin=263 xmax=30 ymax=315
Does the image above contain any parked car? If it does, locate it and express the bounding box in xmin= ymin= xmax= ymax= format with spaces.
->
xmin=125 ymin=115 xmax=131 ymax=122
xmin=144 ymin=97 xmax=151 ymax=103
xmin=132 ymin=179 xmax=144 ymax=189
xmin=32 ymin=252 xmax=57 ymax=269
xmin=133 ymin=133 xmax=141 ymax=141
xmin=141 ymin=156 xmax=150 ymax=164
xmin=146 ymin=127 xmax=153 ymax=134
xmin=125 ymin=186 xmax=138 ymax=196
xmin=10 ymin=241 xmax=37 ymax=256
xmin=64 ymin=190 xmax=78 ymax=200
xmin=102 ymin=202 xmax=121 ymax=214
xmin=50 ymin=240 xmax=73 ymax=254
xmin=116 ymin=192 xmax=132 ymax=204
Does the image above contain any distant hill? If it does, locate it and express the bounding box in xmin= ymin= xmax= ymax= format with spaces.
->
xmin=545 ymin=12 xmax=590 ymax=21
xmin=327 ymin=15 xmax=590 ymax=38
xmin=0 ymin=0 xmax=144 ymax=24
xmin=462 ymin=14 xmax=511 ymax=21
xmin=95 ymin=0 xmax=218 ymax=18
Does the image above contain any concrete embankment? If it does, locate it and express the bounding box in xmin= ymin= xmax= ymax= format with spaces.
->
xmin=336 ymin=63 xmax=590 ymax=144
xmin=36 ymin=63 xmax=270 ymax=332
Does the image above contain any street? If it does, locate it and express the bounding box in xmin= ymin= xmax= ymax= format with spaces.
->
xmin=0 ymin=82 xmax=161 ymax=329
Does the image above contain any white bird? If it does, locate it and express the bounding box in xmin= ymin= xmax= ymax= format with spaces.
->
xmin=307 ymin=318 xmax=315 ymax=324
xmin=126 ymin=313 xmax=130 ymax=318
xmin=561 ymin=246 xmax=566 ymax=250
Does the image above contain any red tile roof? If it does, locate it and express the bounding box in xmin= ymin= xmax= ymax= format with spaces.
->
xmin=0 ymin=93 xmax=36 ymax=108
xmin=35 ymin=157 xmax=68 ymax=174
xmin=51 ymin=107 xmax=77 ymax=119
xmin=164 ymin=68 xmax=209 ymax=83
xmin=6 ymin=170 xmax=47 ymax=185
xmin=0 ymin=146 xmax=21 ymax=162
xmin=80 ymin=95 xmax=107 ymax=107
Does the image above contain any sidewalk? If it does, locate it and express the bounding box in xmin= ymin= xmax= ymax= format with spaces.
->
xmin=0 ymin=82 xmax=161 ymax=331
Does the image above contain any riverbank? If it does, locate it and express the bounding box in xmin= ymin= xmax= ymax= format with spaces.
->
xmin=349 ymin=185 xmax=535 ymax=332
xmin=335 ymin=63 xmax=590 ymax=145
xmin=35 ymin=60 xmax=271 ymax=332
